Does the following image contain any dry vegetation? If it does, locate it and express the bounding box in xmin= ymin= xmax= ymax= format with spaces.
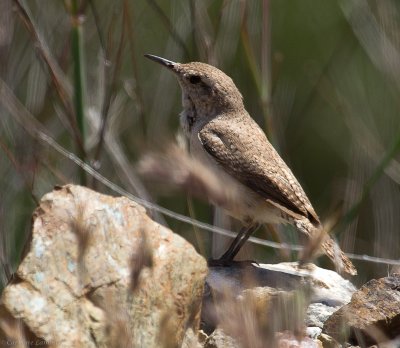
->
xmin=1 ymin=0 xmax=400 ymax=345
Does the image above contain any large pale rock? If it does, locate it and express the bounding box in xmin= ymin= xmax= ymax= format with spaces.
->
xmin=0 ymin=185 xmax=207 ymax=348
xmin=203 ymin=262 xmax=355 ymax=346
xmin=275 ymin=331 xmax=322 ymax=348
xmin=323 ymin=274 xmax=400 ymax=346
xmin=258 ymin=263 xmax=356 ymax=306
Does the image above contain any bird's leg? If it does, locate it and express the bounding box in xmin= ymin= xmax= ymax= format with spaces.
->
xmin=208 ymin=224 xmax=259 ymax=266
xmin=223 ymin=223 xmax=260 ymax=260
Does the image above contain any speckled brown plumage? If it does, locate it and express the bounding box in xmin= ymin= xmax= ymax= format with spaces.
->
xmin=145 ymin=54 xmax=357 ymax=276
xmin=199 ymin=115 xmax=320 ymax=225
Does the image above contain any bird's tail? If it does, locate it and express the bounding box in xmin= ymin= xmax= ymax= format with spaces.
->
xmin=294 ymin=219 xmax=357 ymax=276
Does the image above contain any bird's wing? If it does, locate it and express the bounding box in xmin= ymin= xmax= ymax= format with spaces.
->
xmin=198 ymin=117 xmax=320 ymax=225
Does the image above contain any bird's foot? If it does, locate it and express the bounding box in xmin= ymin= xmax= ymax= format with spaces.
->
xmin=207 ymin=258 xmax=259 ymax=268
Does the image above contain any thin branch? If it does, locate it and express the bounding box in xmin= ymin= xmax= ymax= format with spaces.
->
xmin=2 ymin=76 xmax=400 ymax=267
xmin=123 ymin=0 xmax=147 ymax=136
xmin=342 ymin=129 xmax=400 ymax=225
xmin=145 ymin=0 xmax=190 ymax=59
xmin=88 ymin=0 xmax=106 ymax=51
xmin=93 ymin=3 xmax=126 ymax=165
xmin=261 ymin=0 xmax=275 ymax=143
xmin=13 ymin=0 xmax=85 ymax=156
xmin=315 ymin=76 xmax=400 ymax=231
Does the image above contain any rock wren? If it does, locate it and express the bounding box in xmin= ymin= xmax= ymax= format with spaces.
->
xmin=144 ymin=54 xmax=357 ymax=276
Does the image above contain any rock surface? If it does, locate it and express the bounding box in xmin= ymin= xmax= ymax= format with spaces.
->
xmin=203 ymin=328 xmax=239 ymax=348
xmin=275 ymin=331 xmax=322 ymax=347
xmin=259 ymin=263 xmax=356 ymax=307
xmin=317 ymin=333 xmax=340 ymax=348
xmin=0 ymin=185 xmax=207 ymax=348
xmin=203 ymin=262 xmax=356 ymax=346
xmin=323 ymin=274 xmax=400 ymax=346
xmin=201 ymin=328 xmax=323 ymax=348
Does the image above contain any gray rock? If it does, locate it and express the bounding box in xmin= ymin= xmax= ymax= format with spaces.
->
xmin=262 ymin=263 xmax=356 ymax=334
xmin=1 ymin=185 xmax=208 ymax=348
xmin=306 ymin=303 xmax=340 ymax=329
xmin=275 ymin=331 xmax=322 ymax=347
xmin=259 ymin=263 xmax=356 ymax=306
xmin=204 ymin=328 xmax=239 ymax=348
xmin=203 ymin=261 xmax=356 ymax=345
xmin=306 ymin=327 xmax=322 ymax=339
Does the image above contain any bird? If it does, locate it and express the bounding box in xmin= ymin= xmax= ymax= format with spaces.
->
xmin=144 ymin=54 xmax=357 ymax=276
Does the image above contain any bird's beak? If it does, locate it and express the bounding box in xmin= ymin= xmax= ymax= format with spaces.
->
xmin=144 ymin=54 xmax=177 ymax=71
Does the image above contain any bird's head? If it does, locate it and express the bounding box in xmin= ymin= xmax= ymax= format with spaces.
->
xmin=145 ymin=54 xmax=244 ymax=117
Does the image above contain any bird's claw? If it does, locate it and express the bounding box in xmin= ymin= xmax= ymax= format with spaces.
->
xmin=207 ymin=258 xmax=259 ymax=268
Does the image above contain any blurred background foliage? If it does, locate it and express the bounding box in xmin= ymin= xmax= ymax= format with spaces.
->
xmin=1 ymin=0 xmax=400 ymax=288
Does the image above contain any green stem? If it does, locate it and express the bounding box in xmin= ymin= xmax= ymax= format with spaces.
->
xmin=71 ymin=0 xmax=87 ymax=185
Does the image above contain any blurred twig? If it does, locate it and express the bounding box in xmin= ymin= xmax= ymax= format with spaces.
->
xmin=338 ymin=1 xmax=400 ymax=224
xmin=145 ymin=0 xmax=190 ymax=59
xmin=189 ymin=0 xmax=198 ymax=58
xmin=0 ymin=75 xmax=301 ymax=251
xmin=239 ymin=4 xmax=261 ymax=95
xmin=129 ymin=229 xmax=153 ymax=292
xmin=13 ymin=0 xmax=86 ymax=157
xmin=86 ymin=2 xmax=152 ymax=206
xmin=341 ymin=0 xmax=400 ymax=89
xmin=2 ymin=76 xmax=400 ymax=267
xmin=87 ymin=108 xmax=164 ymax=222
xmin=93 ymin=2 xmax=126 ymax=168
xmin=189 ymin=1 xmax=216 ymax=64
xmin=0 ymin=137 xmax=39 ymax=206
xmin=212 ymin=1 xmax=241 ymax=67
xmin=342 ymin=128 xmax=400 ymax=225
xmin=346 ymin=117 xmax=400 ymax=185
xmin=240 ymin=3 xmax=274 ymax=140
xmin=316 ymin=76 xmax=400 ymax=230
xmin=123 ymin=0 xmax=147 ymax=136
xmin=88 ymin=0 xmax=105 ymax=50
xmin=260 ymin=0 xmax=274 ymax=142
xmin=69 ymin=0 xmax=87 ymax=185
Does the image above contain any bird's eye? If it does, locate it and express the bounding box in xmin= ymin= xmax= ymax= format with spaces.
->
xmin=189 ymin=75 xmax=201 ymax=84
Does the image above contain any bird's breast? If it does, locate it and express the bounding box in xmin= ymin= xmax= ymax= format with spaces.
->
xmin=179 ymin=110 xmax=195 ymax=137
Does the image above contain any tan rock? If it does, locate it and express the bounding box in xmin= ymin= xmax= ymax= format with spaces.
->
xmin=317 ymin=333 xmax=340 ymax=348
xmin=203 ymin=328 xmax=239 ymax=348
xmin=323 ymin=274 xmax=400 ymax=346
xmin=0 ymin=185 xmax=207 ymax=348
